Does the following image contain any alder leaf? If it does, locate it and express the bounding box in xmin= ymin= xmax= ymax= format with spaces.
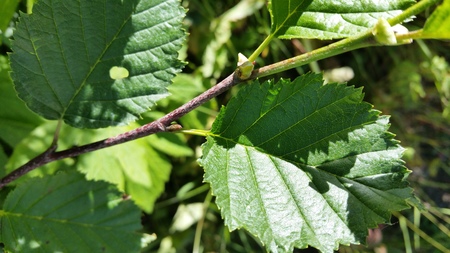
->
xmin=0 ymin=172 xmax=143 ymax=252
xmin=199 ymin=74 xmax=414 ymax=253
xmin=421 ymin=0 xmax=450 ymax=39
xmin=269 ymin=0 xmax=415 ymax=39
xmin=10 ymin=0 xmax=185 ymax=128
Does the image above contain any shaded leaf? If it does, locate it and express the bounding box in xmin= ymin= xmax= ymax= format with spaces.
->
xmin=10 ymin=0 xmax=185 ymax=128
xmin=0 ymin=146 xmax=7 ymax=178
xmin=5 ymin=122 xmax=172 ymax=213
xmin=421 ymin=0 xmax=450 ymax=39
xmin=0 ymin=172 xmax=142 ymax=252
xmin=269 ymin=0 xmax=415 ymax=39
xmin=147 ymin=133 xmax=194 ymax=157
xmin=0 ymin=55 xmax=43 ymax=147
xmin=200 ymin=74 xmax=413 ymax=252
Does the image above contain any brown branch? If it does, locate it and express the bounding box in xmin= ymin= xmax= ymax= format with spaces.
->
xmin=0 ymin=72 xmax=240 ymax=189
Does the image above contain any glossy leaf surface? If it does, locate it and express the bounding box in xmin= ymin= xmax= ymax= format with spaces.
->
xmin=10 ymin=0 xmax=185 ymax=128
xmin=200 ymin=74 xmax=414 ymax=252
xmin=269 ymin=0 xmax=415 ymax=39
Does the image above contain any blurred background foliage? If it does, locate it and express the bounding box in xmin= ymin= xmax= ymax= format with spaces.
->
xmin=0 ymin=0 xmax=449 ymax=252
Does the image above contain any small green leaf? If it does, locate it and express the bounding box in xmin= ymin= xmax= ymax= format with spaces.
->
xmin=421 ymin=0 xmax=450 ymax=39
xmin=10 ymin=0 xmax=186 ymax=128
xmin=269 ymin=0 xmax=415 ymax=40
xmin=0 ymin=172 xmax=143 ymax=252
xmin=147 ymin=133 xmax=194 ymax=157
xmin=200 ymin=74 xmax=414 ymax=252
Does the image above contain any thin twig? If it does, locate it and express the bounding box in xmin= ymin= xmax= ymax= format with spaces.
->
xmin=0 ymin=72 xmax=240 ymax=189
xmin=1 ymin=0 xmax=440 ymax=187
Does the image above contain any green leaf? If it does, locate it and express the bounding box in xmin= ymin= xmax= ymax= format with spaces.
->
xmin=0 ymin=145 xmax=7 ymax=178
xmin=0 ymin=172 xmax=143 ymax=252
xmin=5 ymin=122 xmax=74 ymax=183
xmin=421 ymin=0 xmax=450 ymax=39
xmin=5 ymin=122 xmax=172 ymax=213
xmin=0 ymin=56 xmax=44 ymax=147
xmin=10 ymin=0 xmax=185 ymax=128
xmin=77 ymin=124 xmax=172 ymax=213
xmin=199 ymin=74 xmax=413 ymax=253
xmin=0 ymin=0 xmax=18 ymax=32
xmin=147 ymin=133 xmax=194 ymax=157
xmin=269 ymin=0 xmax=415 ymax=39
xmin=155 ymin=73 xmax=218 ymax=130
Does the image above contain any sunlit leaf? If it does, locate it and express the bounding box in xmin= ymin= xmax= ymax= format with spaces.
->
xmin=10 ymin=0 xmax=185 ymax=128
xmin=200 ymin=74 xmax=414 ymax=252
xmin=421 ymin=0 xmax=450 ymax=39
xmin=269 ymin=0 xmax=415 ymax=39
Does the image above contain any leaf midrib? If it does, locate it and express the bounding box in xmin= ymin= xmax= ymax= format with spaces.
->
xmin=59 ymin=7 xmax=133 ymax=119
xmin=273 ymin=0 xmax=309 ymax=35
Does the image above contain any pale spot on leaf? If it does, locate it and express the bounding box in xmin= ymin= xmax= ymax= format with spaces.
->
xmin=109 ymin=66 xmax=129 ymax=80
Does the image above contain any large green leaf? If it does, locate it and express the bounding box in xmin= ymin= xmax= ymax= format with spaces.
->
xmin=5 ymin=122 xmax=172 ymax=213
xmin=0 ymin=172 xmax=143 ymax=252
xmin=421 ymin=0 xmax=450 ymax=39
xmin=0 ymin=56 xmax=43 ymax=147
xmin=269 ymin=0 xmax=415 ymax=39
xmin=9 ymin=0 xmax=185 ymax=128
xmin=199 ymin=74 xmax=414 ymax=253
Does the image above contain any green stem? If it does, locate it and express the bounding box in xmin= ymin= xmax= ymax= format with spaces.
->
xmin=388 ymin=0 xmax=442 ymax=26
xmin=251 ymin=0 xmax=442 ymax=78
xmin=396 ymin=30 xmax=424 ymax=41
xmin=393 ymin=211 xmax=450 ymax=252
xmin=179 ymin=129 xmax=210 ymax=137
xmin=248 ymin=33 xmax=275 ymax=62
xmin=253 ymin=32 xmax=375 ymax=78
xmin=301 ymin=39 xmax=321 ymax=73
xmin=193 ymin=190 xmax=212 ymax=253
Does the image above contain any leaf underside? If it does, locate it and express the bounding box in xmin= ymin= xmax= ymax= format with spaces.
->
xmin=0 ymin=172 xmax=142 ymax=252
xmin=269 ymin=0 xmax=416 ymax=39
xmin=10 ymin=0 xmax=185 ymax=128
xmin=200 ymin=74 xmax=413 ymax=253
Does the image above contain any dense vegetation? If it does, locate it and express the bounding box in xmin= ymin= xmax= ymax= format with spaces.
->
xmin=0 ymin=0 xmax=449 ymax=252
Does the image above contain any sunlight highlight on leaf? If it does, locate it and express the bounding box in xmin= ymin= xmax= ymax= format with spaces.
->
xmin=109 ymin=66 xmax=129 ymax=80
xmin=200 ymin=74 xmax=414 ymax=252
xmin=268 ymin=0 xmax=415 ymax=39
xmin=421 ymin=0 xmax=450 ymax=39
xmin=10 ymin=0 xmax=186 ymax=128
